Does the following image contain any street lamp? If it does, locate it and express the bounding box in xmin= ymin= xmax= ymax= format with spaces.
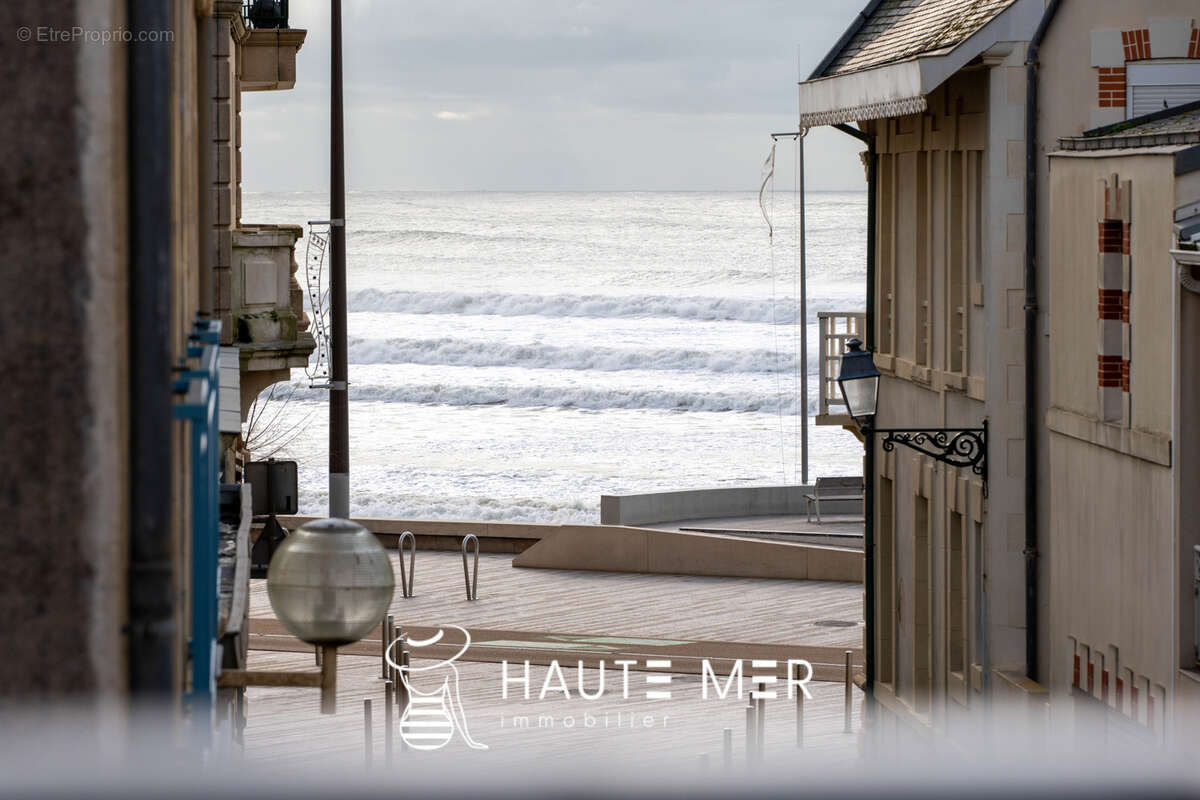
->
xmin=218 ymin=518 xmax=394 ymax=714
xmin=836 ymin=338 xmax=880 ymax=425
xmin=836 ymin=338 xmax=987 ymax=483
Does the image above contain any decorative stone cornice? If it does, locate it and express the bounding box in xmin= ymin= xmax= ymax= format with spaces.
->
xmin=213 ymin=0 xmax=249 ymax=43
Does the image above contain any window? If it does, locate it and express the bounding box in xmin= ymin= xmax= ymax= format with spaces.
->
xmin=1126 ymin=62 xmax=1200 ymax=118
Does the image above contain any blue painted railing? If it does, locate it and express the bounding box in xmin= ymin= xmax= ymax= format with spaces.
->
xmin=173 ymin=318 xmax=222 ymax=733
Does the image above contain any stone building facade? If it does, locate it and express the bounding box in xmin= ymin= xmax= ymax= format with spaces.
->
xmin=803 ymin=0 xmax=1200 ymax=747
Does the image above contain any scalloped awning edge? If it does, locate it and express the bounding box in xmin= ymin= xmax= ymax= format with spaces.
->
xmin=798 ymin=96 xmax=928 ymax=128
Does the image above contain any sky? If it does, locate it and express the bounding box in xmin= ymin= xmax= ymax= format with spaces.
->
xmin=240 ymin=0 xmax=869 ymax=192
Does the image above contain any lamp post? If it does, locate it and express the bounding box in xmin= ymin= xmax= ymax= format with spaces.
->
xmin=835 ymin=338 xmax=988 ymax=703
xmin=217 ymin=519 xmax=394 ymax=714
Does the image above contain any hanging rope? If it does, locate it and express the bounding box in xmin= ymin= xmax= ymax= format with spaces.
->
xmin=759 ymin=142 xmax=776 ymax=239
xmin=762 ymin=141 xmax=788 ymax=484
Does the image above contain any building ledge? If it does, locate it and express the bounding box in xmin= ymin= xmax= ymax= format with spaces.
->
xmin=239 ymin=332 xmax=315 ymax=373
xmin=241 ymin=28 xmax=307 ymax=91
xmin=1046 ymin=406 xmax=1171 ymax=467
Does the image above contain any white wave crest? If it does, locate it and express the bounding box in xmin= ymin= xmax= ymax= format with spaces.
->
xmin=346 ymin=336 xmax=819 ymax=376
xmin=297 ymin=489 xmax=599 ymax=525
xmin=291 ymin=381 xmax=817 ymax=415
xmin=348 ymin=289 xmax=859 ymax=324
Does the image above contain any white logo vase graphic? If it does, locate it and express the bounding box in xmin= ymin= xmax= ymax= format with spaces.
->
xmin=386 ymin=624 xmax=487 ymax=751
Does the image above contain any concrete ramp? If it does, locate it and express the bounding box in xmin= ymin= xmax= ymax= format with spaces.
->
xmin=513 ymin=524 xmax=861 ymax=583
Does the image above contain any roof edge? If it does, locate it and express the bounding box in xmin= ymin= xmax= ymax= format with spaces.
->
xmin=807 ymin=0 xmax=886 ymax=82
xmin=1081 ymin=99 xmax=1200 ymax=138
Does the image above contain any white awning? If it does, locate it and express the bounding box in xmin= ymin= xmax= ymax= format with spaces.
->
xmin=798 ymin=60 xmax=927 ymax=127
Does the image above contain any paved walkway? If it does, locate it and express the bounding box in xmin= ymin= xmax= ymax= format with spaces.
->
xmin=242 ymin=551 xmax=865 ymax=767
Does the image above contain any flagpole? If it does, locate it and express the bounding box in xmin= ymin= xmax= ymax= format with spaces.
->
xmin=329 ymin=0 xmax=349 ymax=518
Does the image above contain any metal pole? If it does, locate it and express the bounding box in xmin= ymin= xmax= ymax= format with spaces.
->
xmin=381 ymin=615 xmax=390 ymax=679
xmin=398 ymin=623 xmax=408 ymax=690
xmin=127 ymin=0 xmax=176 ymax=699
xmin=864 ymin=425 xmax=875 ymax=702
xmin=400 ymin=648 xmax=410 ymax=709
xmin=755 ymin=681 xmax=766 ymax=762
xmin=384 ymin=681 xmax=394 ymax=766
xmin=795 ymin=662 xmax=805 ymax=748
xmin=328 ymin=0 xmax=350 ymax=519
xmin=745 ymin=703 xmax=756 ymax=764
xmin=722 ymin=727 xmax=732 ymax=768
xmin=799 ymin=134 xmax=809 ymax=485
xmin=363 ymin=698 xmax=373 ymax=769
xmin=843 ymin=650 xmax=853 ymax=733
xmin=320 ymin=645 xmax=338 ymax=715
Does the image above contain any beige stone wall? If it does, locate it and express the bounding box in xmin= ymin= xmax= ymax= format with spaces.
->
xmin=1047 ymin=150 xmax=1181 ymax=743
xmin=857 ymin=67 xmax=996 ymax=728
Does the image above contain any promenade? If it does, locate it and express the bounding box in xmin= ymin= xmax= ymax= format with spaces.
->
xmin=242 ymin=550 xmax=865 ymax=767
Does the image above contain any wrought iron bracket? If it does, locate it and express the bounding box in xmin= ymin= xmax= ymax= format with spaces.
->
xmin=866 ymin=420 xmax=988 ymax=490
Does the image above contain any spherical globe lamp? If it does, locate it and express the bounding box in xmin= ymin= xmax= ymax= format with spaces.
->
xmin=266 ymin=518 xmax=395 ymax=646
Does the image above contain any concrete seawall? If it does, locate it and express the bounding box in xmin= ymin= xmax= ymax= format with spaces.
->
xmin=600 ymin=484 xmax=863 ymax=526
xmin=277 ymin=515 xmax=862 ymax=583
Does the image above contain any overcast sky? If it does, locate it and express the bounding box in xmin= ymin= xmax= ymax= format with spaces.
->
xmin=240 ymin=0 xmax=868 ymax=192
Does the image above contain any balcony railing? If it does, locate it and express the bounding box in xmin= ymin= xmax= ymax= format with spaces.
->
xmin=817 ymin=310 xmax=866 ymax=423
xmin=243 ymin=0 xmax=289 ymax=29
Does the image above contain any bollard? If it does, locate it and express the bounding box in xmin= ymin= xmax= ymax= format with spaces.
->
xmin=794 ymin=662 xmax=805 ymax=749
xmin=399 ymin=648 xmax=411 ymax=708
xmin=384 ymin=681 xmax=394 ymax=767
xmin=381 ymin=615 xmax=393 ymax=679
xmin=755 ymin=681 xmax=766 ymax=762
xmin=745 ymin=699 xmax=756 ymax=764
xmin=398 ymin=531 xmax=416 ymax=597
xmin=364 ymin=698 xmax=373 ymax=769
xmin=461 ymin=534 xmax=480 ymax=601
xmin=843 ymin=650 xmax=853 ymax=734
xmin=390 ymin=621 xmax=401 ymax=689
xmin=723 ymin=727 xmax=732 ymax=769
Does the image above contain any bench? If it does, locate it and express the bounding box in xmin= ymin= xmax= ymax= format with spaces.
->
xmin=804 ymin=476 xmax=864 ymax=523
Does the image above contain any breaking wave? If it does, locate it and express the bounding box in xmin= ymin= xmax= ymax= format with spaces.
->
xmin=348 ymin=289 xmax=858 ymax=324
xmin=347 ymin=336 xmax=818 ymax=376
xmin=297 ymin=489 xmax=598 ymax=525
xmin=291 ymin=381 xmax=815 ymax=415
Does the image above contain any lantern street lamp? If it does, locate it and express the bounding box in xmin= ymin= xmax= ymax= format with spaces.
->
xmin=837 ymin=338 xmax=987 ymax=483
xmin=218 ymin=518 xmax=394 ymax=714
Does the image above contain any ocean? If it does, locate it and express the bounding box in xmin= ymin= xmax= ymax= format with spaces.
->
xmin=240 ymin=190 xmax=867 ymax=524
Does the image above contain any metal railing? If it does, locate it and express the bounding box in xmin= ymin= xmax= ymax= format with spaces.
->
xmin=173 ymin=318 xmax=222 ymax=728
xmin=817 ymin=311 xmax=866 ymax=418
xmin=243 ymin=0 xmax=289 ymax=29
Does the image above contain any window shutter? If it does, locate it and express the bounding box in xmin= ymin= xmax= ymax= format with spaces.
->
xmin=1125 ymin=63 xmax=1200 ymax=119
xmin=1129 ymin=83 xmax=1200 ymax=117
